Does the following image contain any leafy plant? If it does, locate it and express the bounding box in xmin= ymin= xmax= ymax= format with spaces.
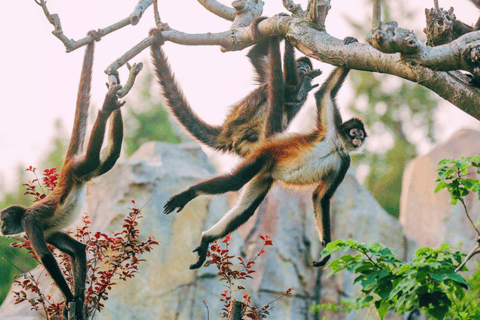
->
xmin=314 ymin=239 xmax=469 ymax=319
xmin=205 ymin=234 xmax=294 ymax=319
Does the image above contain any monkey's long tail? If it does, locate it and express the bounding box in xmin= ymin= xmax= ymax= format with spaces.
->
xmin=151 ymin=45 xmax=223 ymax=151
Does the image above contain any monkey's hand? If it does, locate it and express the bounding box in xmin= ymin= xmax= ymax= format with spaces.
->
xmin=190 ymin=237 xmax=210 ymax=269
xmin=163 ymin=189 xmax=195 ymax=214
xmin=102 ymin=84 xmax=126 ymax=114
xmin=296 ymin=69 xmax=322 ymax=102
xmin=312 ymin=254 xmax=331 ymax=268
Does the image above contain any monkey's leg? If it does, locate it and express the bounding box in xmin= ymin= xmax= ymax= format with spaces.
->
xmin=311 ymin=182 xmax=333 ymax=267
xmin=94 ymin=110 xmax=123 ymax=177
xmin=23 ymin=218 xmax=74 ymax=302
xmin=47 ymin=232 xmax=87 ymax=320
xmin=190 ymin=177 xmax=273 ymax=269
xmin=164 ymin=154 xmax=269 ymax=214
xmin=74 ymin=85 xmax=125 ymax=177
xmin=284 ymin=69 xmax=322 ymax=123
xmin=266 ymin=36 xmax=285 ymax=136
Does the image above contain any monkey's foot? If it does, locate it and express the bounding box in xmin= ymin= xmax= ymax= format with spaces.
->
xmin=312 ymin=254 xmax=331 ymax=268
xmin=163 ymin=189 xmax=195 ymax=214
xmin=102 ymin=85 xmax=125 ymax=113
xmin=344 ymin=37 xmax=358 ymax=45
xmin=189 ymin=238 xmax=210 ymax=269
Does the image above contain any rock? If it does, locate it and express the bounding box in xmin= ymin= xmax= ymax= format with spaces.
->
xmin=0 ymin=142 xmax=406 ymax=320
xmin=400 ymin=129 xmax=480 ymax=255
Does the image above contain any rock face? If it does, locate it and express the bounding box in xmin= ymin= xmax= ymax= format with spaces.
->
xmin=400 ymin=129 xmax=480 ymax=256
xmin=0 ymin=142 xmax=406 ymax=320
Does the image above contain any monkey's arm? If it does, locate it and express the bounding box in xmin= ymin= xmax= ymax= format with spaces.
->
xmin=266 ymin=36 xmax=286 ymax=136
xmin=190 ymin=176 xmax=273 ymax=269
xmin=22 ymin=218 xmax=74 ymax=302
xmin=65 ymin=33 xmax=97 ymax=160
xmin=73 ymin=85 xmax=125 ymax=178
xmin=163 ymin=154 xmax=269 ymax=214
xmin=93 ymin=110 xmax=123 ymax=177
xmin=47 ymin=232 xmax=87 ymax=320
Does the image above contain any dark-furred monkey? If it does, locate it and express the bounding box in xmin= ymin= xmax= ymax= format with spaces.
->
xmin=0 ymin=31 xmax=125 ymax=320
xmin=150 ymin=21 xmax=322 ymax=157
xmin=164 ymin=37 xmax=366 ymax=269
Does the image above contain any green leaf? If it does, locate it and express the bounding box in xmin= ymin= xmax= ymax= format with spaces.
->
xmin=435 ymin=182 xmax=448 ymax=193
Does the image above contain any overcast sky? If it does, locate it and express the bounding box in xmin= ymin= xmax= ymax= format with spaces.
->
xmin=0 ymin=0 xmax=479 ymax=189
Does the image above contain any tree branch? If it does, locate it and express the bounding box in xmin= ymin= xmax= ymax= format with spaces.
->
xmin=282 ymin=0 xmax=304 ymax=16
xmin=197 ymin=0 xmax=236 ymax=21
xmin=372 ymin=0 xmax=381 ymax=30
xmin=130 ymin=0 xmax=154 ymax=26
xmin=117 ymin=62 xmax=144 ymax=98
xmin=456 ymin=238 xmax=480 ymax=272
xmin=36 ymin=0 xmax=148 ymax=52
xmin=230 ymin=0 xmax=264 ymax=29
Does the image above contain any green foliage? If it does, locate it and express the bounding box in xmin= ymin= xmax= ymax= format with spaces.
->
xmin=314 ymin=239 xmax=469 ymax=320
xmin=443 ymin=267 xmax=480 ymax=319
xmin=435 ymin=156 xmax=480 ymax=205
xmin=124 ymin=74 xmax=184 ymax=156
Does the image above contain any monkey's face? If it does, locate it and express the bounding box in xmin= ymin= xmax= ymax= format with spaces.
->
xmin=341 ymin=118 xmax=367 ymax=151
xmin=0 ymin=205 xmax=26 ymax=236
xmin=297 ymin=61 xmax=312 ymax=76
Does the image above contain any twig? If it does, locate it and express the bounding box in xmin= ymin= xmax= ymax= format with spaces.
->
xmin=455 ymin=239 xmax=480 ymax=272
xmin=434 ymin=0 xmax=439 ymax=11
xmin=203 ymin=299 xmax=210 ymax=320
xmin=35 ymin=0 xmax=134 ymax=52
xmin=117 ymin=62 xmax=144 ymax=98
xmin=130 ymin=0 xmax=154 ymax=26
xmin=105 ymin=36 xmax=153 ymax=75
xmin=282 ymin=0 xmax=304 ymax=16
xmin=372 ymin=0 xmax=381 ymax=30
xmin=197 ymin=0 xmax=236 ymax=21
xmin=458 ymin=198 xmax=480 ymax=237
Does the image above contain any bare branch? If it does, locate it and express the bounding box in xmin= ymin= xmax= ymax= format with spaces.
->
xmin=197 ymin=0 xmax=236 ymax=21
xmin=372 ymin=0 xmax=381 ymax=30
xmin=36 ymin=0 xmax=134 ymax=52
xmin=434 ymin=0 xmax=439 ymax=11
xmin=367 ymin=20 xmax=480 ymax=80
xmin=456 ymin=239 xmax=480 ymax=272
xmin=105 ymin=36 xmax=153 ymax=75
xmin=230 ymin=0 xmax=264 ymax=29
xmin=305 ymin=0 xmax=331 ymax=31
xmin=282 ymin=0 xmax=304 ymax=16
xmin=117 ymin=62 xmax=144 ymax=98
xmin=130 ymin=0 xmax=154 ymax=26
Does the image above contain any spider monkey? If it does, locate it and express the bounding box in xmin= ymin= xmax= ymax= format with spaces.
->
xmin=164 ymin=36 xmax=366 ymax=269
xmin=0 ymin=31 xmax=125 ymax=320
xmin=150 ymin=20 xmax=322 ymax=157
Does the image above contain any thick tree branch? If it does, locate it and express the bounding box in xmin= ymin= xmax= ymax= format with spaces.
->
xmin=230 ymin=0 xmax=264 ymax=29
xmin=282 ymin=0 xmax=304 ymax=16
xmin=305 ymin=0 xmax=331 ymax=31
xmin=197 ymin=0 xmax=236 ymax=21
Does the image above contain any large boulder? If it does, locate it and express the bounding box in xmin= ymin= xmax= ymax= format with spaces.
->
xmin=0 ymin=142 xmax=406 ymax=320
xmin=400 ymin=129 xmax=480 ymax=255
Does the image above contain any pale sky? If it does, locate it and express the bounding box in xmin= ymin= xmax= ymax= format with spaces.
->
xmin=0 ymin=0 xmax=479 ymax=189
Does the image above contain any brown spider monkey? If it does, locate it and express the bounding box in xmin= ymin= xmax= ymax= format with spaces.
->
xmin=164 ymin=36 xmax=366 ymax=269
xmin=150 ymin=19 xmax=322 ymax=157
xmin=0 ymin=31 xmax=125 ymax=320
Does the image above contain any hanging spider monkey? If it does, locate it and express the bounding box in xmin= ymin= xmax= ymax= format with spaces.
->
xmin=0 ymin=31 xmax=125 ymax=320
xmin=150 ymin=20 xmax=322 ymax=157
xmin=164 ymin=36 xmax=366 ymax=270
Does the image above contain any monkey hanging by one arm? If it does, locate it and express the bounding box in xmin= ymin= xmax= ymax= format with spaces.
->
xmin=149 ymin=19 xmax=322 ymax=157
xmin=164 ymin=36 xmax=366 ymax=270
xmin=0 ymin=31 xmax=125 ymax=320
